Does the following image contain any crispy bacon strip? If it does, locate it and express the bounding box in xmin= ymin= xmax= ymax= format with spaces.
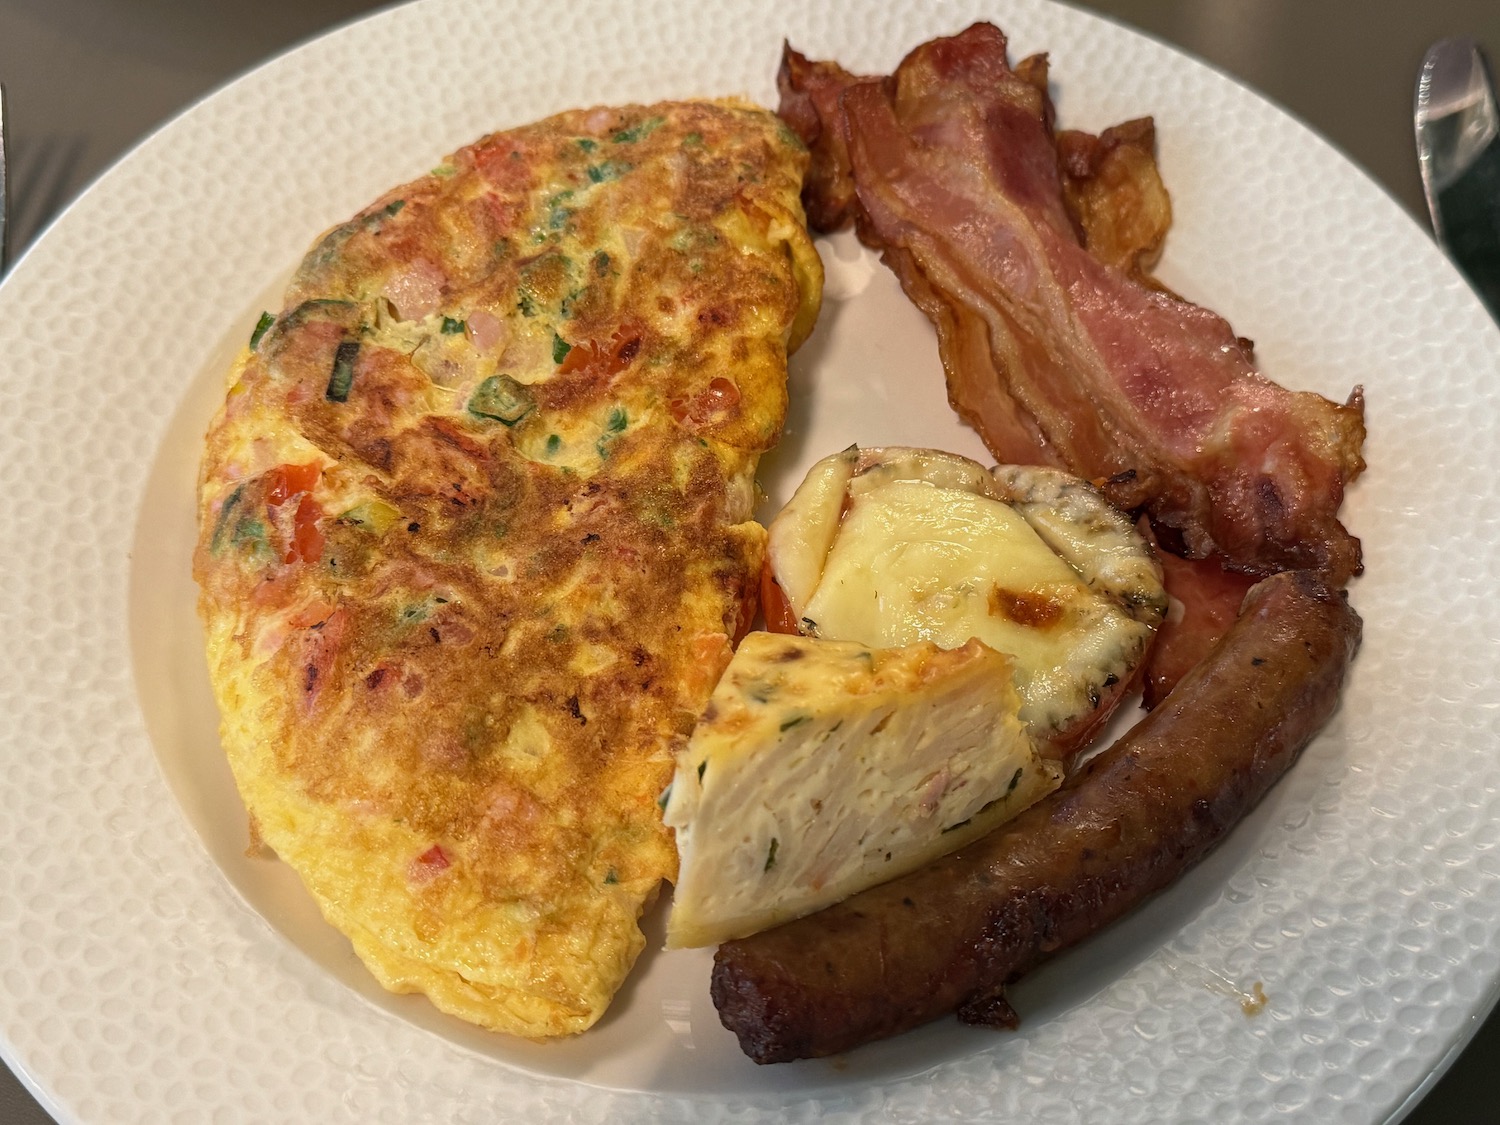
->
xmin=780 ymin=24 xmax=1366 ymax=591
xmin=1056 ymin=117 xmax=1172 ymax=281
xmin=776 ymin=46 xmax=862 ymax=232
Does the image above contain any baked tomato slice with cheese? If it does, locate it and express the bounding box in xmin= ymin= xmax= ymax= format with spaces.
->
xmin=765 ymin=446 xmax=1166 ymax=759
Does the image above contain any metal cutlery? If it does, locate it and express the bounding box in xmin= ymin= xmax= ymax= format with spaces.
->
xmin=1416 ymin=37 xmax=1500 ymax=318
xmin=1 ymin=82 xmax=9 ymax=273
xmin=0 ymin=83 xmax=85 ymax=277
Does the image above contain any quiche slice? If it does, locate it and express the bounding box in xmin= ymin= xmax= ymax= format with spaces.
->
xmin=662 ymin=632 xmax=1061 ymax=948
xmin=193 ymin=100 xmax=822 ymax=1038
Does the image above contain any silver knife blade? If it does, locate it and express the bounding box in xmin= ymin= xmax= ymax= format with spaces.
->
xmin=0 ymin=83 xmax=9 ymax=274
xmin=1416 ymin=38 xmax=1500 ymax=318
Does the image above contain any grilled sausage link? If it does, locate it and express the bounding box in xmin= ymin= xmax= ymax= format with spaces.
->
xmin=711 ymin=570 xmax=1361 ymax=1063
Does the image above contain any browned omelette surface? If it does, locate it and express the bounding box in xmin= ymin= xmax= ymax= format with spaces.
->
xmin=193 ymin=99 xmax=822 ymax=1037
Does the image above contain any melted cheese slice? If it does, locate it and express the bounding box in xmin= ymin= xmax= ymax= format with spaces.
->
xmin=803 ymin=478 xmax=1128 ymax=733
xmin=662 ymin=632 xmax=1061 ymax=948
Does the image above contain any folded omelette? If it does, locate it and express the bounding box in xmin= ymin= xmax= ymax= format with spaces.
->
xmin=193 ymin=99 xmax=822 ymax=1037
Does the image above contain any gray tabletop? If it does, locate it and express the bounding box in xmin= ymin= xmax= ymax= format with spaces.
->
xmin=2 ymin=1 xmax=1497 ymax=1121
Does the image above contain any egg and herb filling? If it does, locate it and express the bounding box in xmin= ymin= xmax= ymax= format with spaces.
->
xmin=662 ymin=632 xmax=1060 ymax=948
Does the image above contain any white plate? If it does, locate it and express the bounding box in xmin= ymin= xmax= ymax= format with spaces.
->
xmin=2 ymin=0 xmax=1497 ymax=1121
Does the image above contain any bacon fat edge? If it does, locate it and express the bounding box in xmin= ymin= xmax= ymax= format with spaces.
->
xmin=778 ymin=24 xmax=1366 ymax=594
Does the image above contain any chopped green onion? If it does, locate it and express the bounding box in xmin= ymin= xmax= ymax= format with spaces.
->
xmin=282 ymin=297 xmax=356 ymax=329
xmin=325 ymin=340 xmax=360 ymax=402
xmin=440 ymin=317 xmax=465 ymax=335
xmin=552 ymin=333 xmax=572 ymax=364
xmin=467 ymin=375 xmax=534 ymax=425
xmin=586 ymin=160 xmax=632 ymax=184
xmin=231 ymin=518 xmax=272 ymax=560
xmin=544 ymin=191 xmax=575 ymax=231
xmin=249 ymin=311 xmax=275 ymax=350
xmin=611 ymin=116 xmax=663 ymax=144
xmin=208 ymin=484 xmax=246 ymax=554
xmin=596 ymin=408 xmax=628 ymax=458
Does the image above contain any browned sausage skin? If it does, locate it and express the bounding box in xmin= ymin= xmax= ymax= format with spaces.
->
xmin=711 ymin=570 xmax=1362 ymax=1063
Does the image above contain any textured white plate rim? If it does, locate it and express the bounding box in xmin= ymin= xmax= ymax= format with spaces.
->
xmin=1391 ymin=987 xmax=1500 ymax=1124
xmin=1 ymin=0 xmax=1498 ymax=1121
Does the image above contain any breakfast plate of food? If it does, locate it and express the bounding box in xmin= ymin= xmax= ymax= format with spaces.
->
xmin=1 ymin=0 xmax=1497 ymax=1121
